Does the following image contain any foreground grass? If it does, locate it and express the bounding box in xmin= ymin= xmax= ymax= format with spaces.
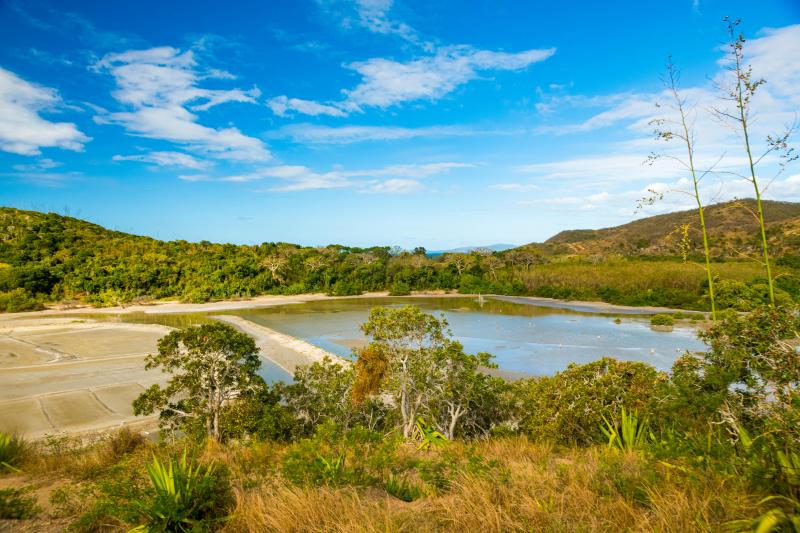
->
xmin=1 ymin=431 xmax=759 ymax=532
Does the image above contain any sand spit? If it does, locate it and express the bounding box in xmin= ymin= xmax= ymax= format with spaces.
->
xmin=212 ymin=315 xmax=348 ymax=375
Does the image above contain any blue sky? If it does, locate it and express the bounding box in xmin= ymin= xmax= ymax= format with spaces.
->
xmin=1 ymin=0 xmax=799 ymax=249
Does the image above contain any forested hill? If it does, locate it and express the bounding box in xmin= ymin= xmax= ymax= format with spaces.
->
xmin=543 ymin=199 xmax=800 ymax=257
xmin=1 ymin=203 xmax=799 ymax=313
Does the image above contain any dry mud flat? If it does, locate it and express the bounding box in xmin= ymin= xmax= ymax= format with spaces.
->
xmin=0 ymin=318 xmax=171 ymax=439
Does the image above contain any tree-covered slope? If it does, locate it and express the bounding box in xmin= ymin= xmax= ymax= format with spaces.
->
xmin=1 ymin=204 xmax=798 ymax=312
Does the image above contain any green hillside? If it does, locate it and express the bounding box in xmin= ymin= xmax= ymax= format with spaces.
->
xmin=1 ymin=203 xmax=799 ymax=313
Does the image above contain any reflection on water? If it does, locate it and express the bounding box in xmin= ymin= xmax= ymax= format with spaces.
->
xmin=228 ymin=297 xmax=706 ymax=376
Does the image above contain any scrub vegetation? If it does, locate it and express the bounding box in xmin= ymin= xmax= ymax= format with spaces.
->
xmin=1 ymin=302 xmax=798 ymax=531
xmin=1 ymin=198 xmax=800 ymax=314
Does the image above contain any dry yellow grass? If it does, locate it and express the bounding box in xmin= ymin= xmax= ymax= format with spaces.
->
xmin=222 ymin=438 xmax=755 ymax=533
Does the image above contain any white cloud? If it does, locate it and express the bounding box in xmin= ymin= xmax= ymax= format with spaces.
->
xmin=489 ymin=183 xmax=540 ymax=191
xmin=366 ymin=177 xmax=422 ymax=193
xmin=0 ymin=67 xmax=89 ymax=155
xmin=272 ymin=123 xmax=514 ymax=144
xmin=12 ymin=158 xmax=62 ymax=171
xmin=112 ymin=151 xmax=210 ymax=170
xmin=352 ymin=0 xmax=424 ymax=46
xmin=95 ymin=47 xmax=269 ymax=161
xmin=183 ymin=161 xmax=470 ymax=192
xmin=271 ymin=44 xmax=554 ymax=117
xmin=516 ymin=23 xmax=800 ymax=218
xmin=317 ymin=0 xmax=430 ymax=48
xmin=342 ymin=45 xmax=555 ymax=111
xmin=267 ymin=95 xmax=347 ymax=117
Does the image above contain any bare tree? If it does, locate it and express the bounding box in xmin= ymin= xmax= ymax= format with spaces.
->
xmin=643 ymin=59 xmax=719 ymax=320
xmin=260 ymin=255 xmax=289 ymax=282
xmin=710 ymin=18 xmax=797 ymax=306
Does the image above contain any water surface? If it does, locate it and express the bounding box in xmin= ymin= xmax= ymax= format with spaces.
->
xmin=227 ymin=297 xmax=704 ymax=376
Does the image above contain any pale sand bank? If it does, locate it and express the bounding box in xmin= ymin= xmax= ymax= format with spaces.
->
xmin=211 ymin=315 xmax=348 ymax=375
xmin=0 ymin=319 xmax=172 ymax=439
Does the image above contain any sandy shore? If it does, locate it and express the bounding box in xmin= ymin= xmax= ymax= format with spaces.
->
xmin=1 ymin=291 xmax=472 ymax=319
xmin=212 ymin=315 xmax=348 ymax=375
xmin=0 ymin=291 xmax=706 ymax=321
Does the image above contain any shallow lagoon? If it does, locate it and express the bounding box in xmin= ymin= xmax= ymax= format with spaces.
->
xmin=228 ymin=296 xmax=705 ymax=376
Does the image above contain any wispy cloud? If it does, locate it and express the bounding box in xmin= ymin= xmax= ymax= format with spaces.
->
xmin=266 ymin=96 xmax=347 ymax=117
xmin=12 ymin=158 xmax=62 ymax=171
xmin=94 ymin=46 xmax=269 ymax=162
xmin=317 ymin=0 xmax=431 ymax=49
xmin=272 ymin=45 xmax=555 ymax=117
xmin=272 ymin=123 xmax=516 ymax=144
xmin=112 ymin=151 xmax=210 ymax=170
xmin=514 ymin=23 xmax=800 ymax=216
xmin=182 ymin=161 xmax=472 ymax=192
xmin=0 ymin=67 xmax=90 ymax=156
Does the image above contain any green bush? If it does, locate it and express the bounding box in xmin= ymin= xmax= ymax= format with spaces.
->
xmin=327 ymin=280 xmax=362 ymax=297
xmin=388 ymin=281 xmax=411 ymax=296
xmin=650 ymin=314 xmax=674 ymax=326
xmin=0 ymin=289 xmax=43 ymax=313
xmin=282 ymin=423 xmax=398 ymax=487
xmin=0 ymin=488 xmax=40 ymax=519
xmin=0 ymin=432 xmax=26 ymax=472
xmin=515 ymin=358 xmax=664 ymax=445
xmin=384 ymin=473 xmax=423 ymax=501
xmin=132 ymin=451 xmax=232 ymax=532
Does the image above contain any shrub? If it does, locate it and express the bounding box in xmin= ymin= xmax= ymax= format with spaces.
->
xmin=0 ymin=488 xmax=40 ymax=519
xmin=0 ymin=432 xmax=26 ymax=472
xmin=515 ymin=358 xmax=664 ymax=445
xmin=650 ymin=314 xmax=674 ymax=327
xmin=107 ymin=428 xmax=146 ymax=461
xmin=132 ymin=451 xmax=233 ymax=532
xmin=384 ymin=473 xmax=423 ymax=501
xmin=0 ymin=289 xmax=43 ymax=313
xmin=327 ymin=280 xmax=362 ymax=297
xmin=388 ymin=281 xmax=411 ymax=296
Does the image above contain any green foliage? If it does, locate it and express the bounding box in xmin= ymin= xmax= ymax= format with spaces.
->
xmin=650 ymin=314 xmax=674 ymax=326
xmin=384 ymin=473 xmax=423 ymax=501
xmin=131 ymin=450 xmax=232 ymax=532
xmin=0 ymin=487 xmax=40 ymax=519
xmin=133 ymin=323 xmax=262 ymax=440
xmin=0 ymin=432 xmax=25 ymax=472
xmin=0 ymin=288 xmax=43 ymax=312
xmin=600 ymin=408 xmax=653 ymax=451
xmin=1 ymin=207 xmax=797 ymax=314
xmin=415 ymin=417 xmax=449 ymax=451
xmin=388 ymin=280 xmax=411 ymax=296
xmin=714 ymin=279 xmax=794 ymax=311
xmin=515 ymin=358 xmax=664 ymax=445
xmin=282 ymin=423 xmax=398 ymax=487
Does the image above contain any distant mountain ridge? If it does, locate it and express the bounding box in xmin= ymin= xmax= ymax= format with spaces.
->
xmin=428 ymin=244 xmax=517 ymax=256
xmin=536 ymin=199 xmax=800 ymax=257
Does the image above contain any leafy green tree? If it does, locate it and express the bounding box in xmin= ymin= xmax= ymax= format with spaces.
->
xmin=361 ymin=306 xmax=450 ymax=438
xmin=133 ymin=323 xmax=262 ymax=440
xmin=285 ymin=357 xmax=356 ymax=434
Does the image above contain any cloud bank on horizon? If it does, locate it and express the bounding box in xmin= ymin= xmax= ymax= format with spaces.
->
xmin=0 ymin=0 xmax=799 ymax=247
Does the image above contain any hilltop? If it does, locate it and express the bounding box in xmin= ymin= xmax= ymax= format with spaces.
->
xmin=540 ymin=199 xmax=800 ymax=257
